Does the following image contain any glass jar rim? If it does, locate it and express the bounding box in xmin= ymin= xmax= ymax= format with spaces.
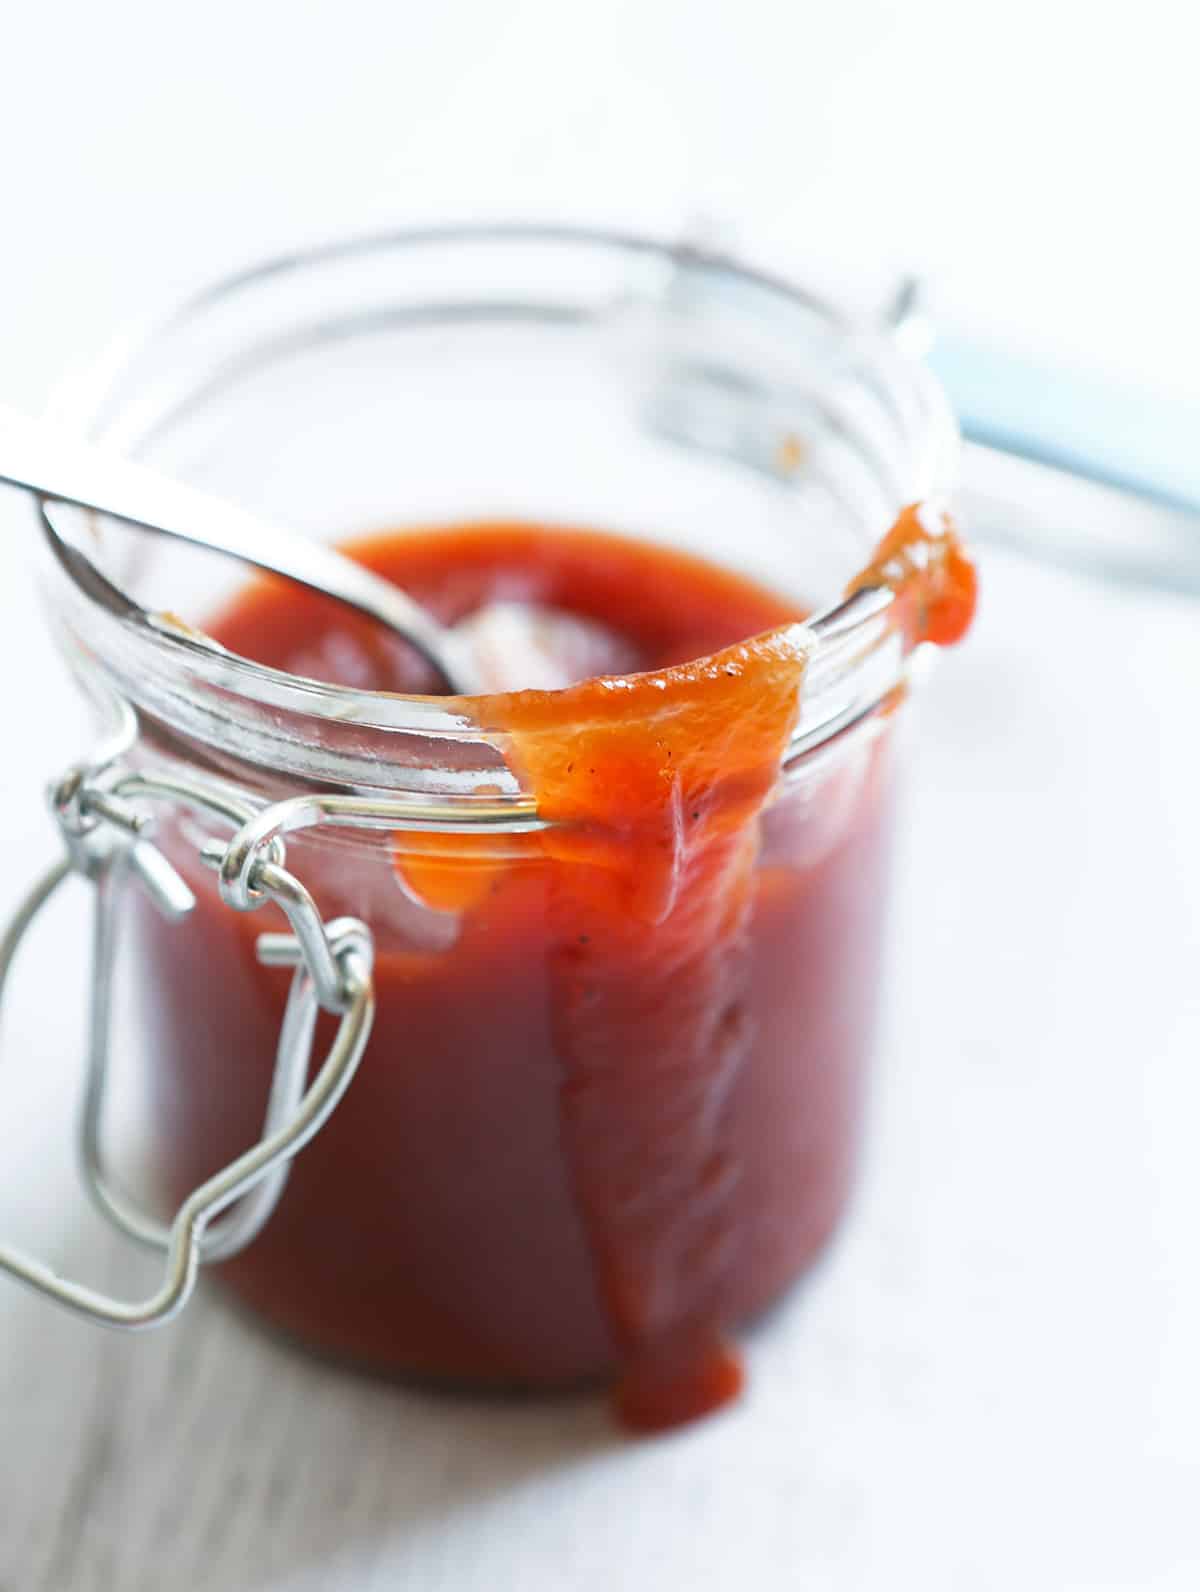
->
xmin=40 ymin=223 xmax=958 ymax=801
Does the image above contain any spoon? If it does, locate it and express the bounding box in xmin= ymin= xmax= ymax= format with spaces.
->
xmin=0 ymin=404 xmax=898 ymax=709
xmin=0 ymin=404 xmax=481 ymax=694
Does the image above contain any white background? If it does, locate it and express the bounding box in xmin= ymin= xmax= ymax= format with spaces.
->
xmin=1 ymin=4 xmax=1199 ymax=1589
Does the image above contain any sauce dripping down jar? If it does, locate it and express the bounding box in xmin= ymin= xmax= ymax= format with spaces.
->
xmin=1 ymin=227 xmax=972 ymax=1433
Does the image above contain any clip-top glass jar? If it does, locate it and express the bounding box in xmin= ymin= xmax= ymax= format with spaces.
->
xmin=0 ymin=226 xmax=964 ymax=1432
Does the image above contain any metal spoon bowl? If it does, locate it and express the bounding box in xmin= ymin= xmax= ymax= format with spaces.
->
xmin=0 ymin=404 xmax=481 ymax=694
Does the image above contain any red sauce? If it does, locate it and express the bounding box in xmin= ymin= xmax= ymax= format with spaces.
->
xmin=846 ymin=502 xmax=977 ymax=646
xmin=135 ymin=515 xmax=973 ymax=1433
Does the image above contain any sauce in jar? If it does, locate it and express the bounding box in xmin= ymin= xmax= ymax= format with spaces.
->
xmin=135 ymin=515 xmax=973 ymax=1432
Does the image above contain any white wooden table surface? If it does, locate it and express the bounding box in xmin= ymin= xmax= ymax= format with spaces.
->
xmin=2 ymin=4 xmax=1199 ymax=1587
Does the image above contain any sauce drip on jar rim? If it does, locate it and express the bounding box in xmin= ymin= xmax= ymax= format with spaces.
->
xmin=449 ymin=508 xmax=971 ymax=1430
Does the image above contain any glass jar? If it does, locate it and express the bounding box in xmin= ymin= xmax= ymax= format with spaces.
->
xmin=2 ymin=226 xmax=959 ymax=1429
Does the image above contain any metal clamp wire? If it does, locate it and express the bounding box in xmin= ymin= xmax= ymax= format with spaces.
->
xmin=0 ymin=740 xmax=377 ymax=1328
xmin=0 ymin=843 xmax=374 ymax=1326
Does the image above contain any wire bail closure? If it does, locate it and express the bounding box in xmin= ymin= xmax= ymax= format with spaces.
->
xmin=0 ymin=699 xmax=376 ymax=1329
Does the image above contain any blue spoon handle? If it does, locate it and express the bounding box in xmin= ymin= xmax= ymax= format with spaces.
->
xmin=932 ymin=336 xmax=1200 ymax=513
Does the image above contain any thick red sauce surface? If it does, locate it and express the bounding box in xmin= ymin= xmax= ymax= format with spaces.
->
xmin=136 ymin=515 xmax=972 ymax=1433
